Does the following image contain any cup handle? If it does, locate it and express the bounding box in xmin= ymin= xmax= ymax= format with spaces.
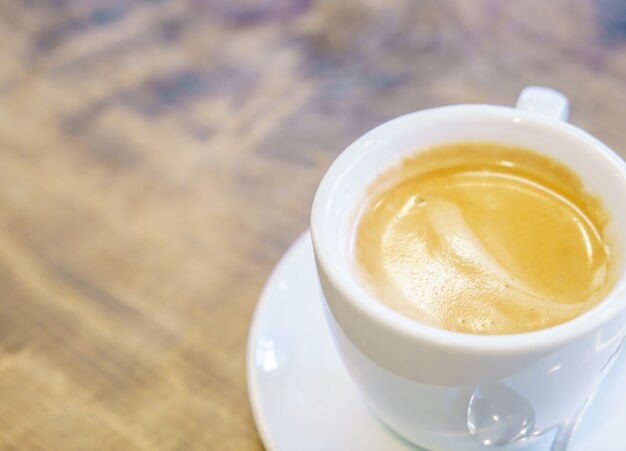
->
xmin=515 ymin=86 xmax=569 ymax=121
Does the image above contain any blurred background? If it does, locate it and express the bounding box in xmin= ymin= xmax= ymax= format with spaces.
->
xmin=0 ymin=0 xmax=625 ymax=449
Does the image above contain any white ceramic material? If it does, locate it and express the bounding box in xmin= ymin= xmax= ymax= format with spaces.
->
xmin=310 ymin=87 xmax=626 ymax=450
xmin=246 ymin=232 xmax=626 ymax=450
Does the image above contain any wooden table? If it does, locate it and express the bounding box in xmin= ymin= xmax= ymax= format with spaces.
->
xmin=0 ymin=0 xmax=624 ymax=449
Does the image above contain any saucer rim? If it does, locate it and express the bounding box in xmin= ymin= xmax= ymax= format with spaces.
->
xmin=246 ymin=231 xmax=310 ymax=451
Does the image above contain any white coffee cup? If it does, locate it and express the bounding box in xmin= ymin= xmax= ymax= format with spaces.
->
xmin=311 ymin=87 xmax=626 ymax=450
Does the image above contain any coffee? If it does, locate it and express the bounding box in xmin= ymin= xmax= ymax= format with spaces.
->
xmin=354 ymin=142 xmax=618 ymax=334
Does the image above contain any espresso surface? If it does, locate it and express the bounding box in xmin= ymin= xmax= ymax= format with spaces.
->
xmin=355 ymin=142 xmax=616 ymax=334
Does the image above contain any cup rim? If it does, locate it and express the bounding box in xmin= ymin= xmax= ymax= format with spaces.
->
xmin=311 ymin=103 xmax=626 ymax=355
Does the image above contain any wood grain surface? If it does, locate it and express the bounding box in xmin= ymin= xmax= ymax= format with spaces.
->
xmin=0 ymin=0 xmax=625 ymax=449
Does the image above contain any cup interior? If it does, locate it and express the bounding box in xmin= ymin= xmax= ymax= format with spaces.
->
xmin=311 ymin=104 xmax=626 ymax=348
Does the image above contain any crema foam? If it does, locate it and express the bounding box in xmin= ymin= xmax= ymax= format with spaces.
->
xmin=354 ymin=142 xmax=618 ymax=334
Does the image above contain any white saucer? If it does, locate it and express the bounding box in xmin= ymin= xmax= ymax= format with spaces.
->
xmin=247 ymin=231 xmax=626 ymax=451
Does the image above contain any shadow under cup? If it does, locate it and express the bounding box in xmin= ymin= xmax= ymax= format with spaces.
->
xmin=311 ymin=105 xmax=626 ymax=450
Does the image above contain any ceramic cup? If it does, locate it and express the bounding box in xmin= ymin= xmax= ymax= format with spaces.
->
xmin=311 ymin=87 xmax=626 ymax=450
